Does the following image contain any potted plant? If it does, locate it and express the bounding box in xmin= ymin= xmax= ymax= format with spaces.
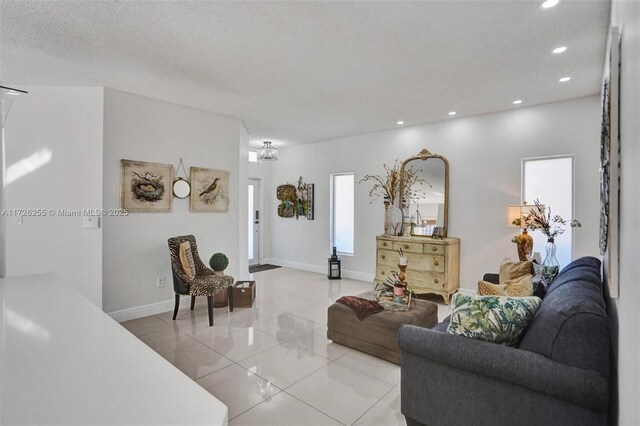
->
xmin=520 ymin=199 xmax=582 ymax=284
xmin=209 ymin=252 xmax=229 ymax=275
xmin=209 ymin=252 xmax=230 ymax=307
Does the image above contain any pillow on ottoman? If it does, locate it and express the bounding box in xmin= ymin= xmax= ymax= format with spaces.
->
xmin=336 ymin=296 xmax=383 ymax=320
xmin=447 ymin=293 xmax=541 ymax=346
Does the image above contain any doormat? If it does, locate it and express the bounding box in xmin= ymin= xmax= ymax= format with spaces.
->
xmin=249 ymin=264 xmax=282 ymax=274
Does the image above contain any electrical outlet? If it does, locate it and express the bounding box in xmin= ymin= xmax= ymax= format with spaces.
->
xmin=157 ymin=277 xmax=165 ymax=288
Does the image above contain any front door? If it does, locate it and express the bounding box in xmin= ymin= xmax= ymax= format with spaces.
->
xmin=248 ymin=178 xmax=260 ymax=266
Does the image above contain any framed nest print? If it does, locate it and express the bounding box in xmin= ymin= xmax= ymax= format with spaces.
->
xmin=190 ymin=167 xmax=229 ymax=212
xmin=120 ymin=159 xmax=173 ymax=212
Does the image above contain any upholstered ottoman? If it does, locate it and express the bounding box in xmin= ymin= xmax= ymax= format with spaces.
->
xmin=327 ymin=292 xmax=438 ymax=364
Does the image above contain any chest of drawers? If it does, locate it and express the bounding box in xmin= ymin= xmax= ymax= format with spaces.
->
xmin=374 ymin=235 xmax=460 ymax=304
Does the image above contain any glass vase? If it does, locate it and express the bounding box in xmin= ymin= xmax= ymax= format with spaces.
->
xmin=542 ymin=238 xmax=560 ymax=285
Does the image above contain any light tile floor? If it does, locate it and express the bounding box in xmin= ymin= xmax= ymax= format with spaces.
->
xmin=121 ymin=267 xmax=451 ymax=426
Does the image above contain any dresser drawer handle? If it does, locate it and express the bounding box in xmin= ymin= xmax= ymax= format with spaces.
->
xmin=404 ymin=244 xmax=409 ymax=249
xmin=434 ymin=260 xmax=439 ymax=266
xmin=381 ymin=255 xmax=386 ymax=260
xmin=381 ymin=271 xmax=385 ymax=275
xmin=432 ymin=247 xmax=437 ymax=252
xmin=434 ymin=278 xmax=439 ymax=284
xmin=383 ymin=242 xmax=387 ymax=247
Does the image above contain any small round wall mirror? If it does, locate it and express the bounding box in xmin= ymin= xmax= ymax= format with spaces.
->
xmin=173 ymin=178 xmax=191 ymax=199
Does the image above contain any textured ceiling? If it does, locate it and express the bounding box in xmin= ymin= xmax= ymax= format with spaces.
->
xmin=0 ymin=1 xmax=610 ymax=147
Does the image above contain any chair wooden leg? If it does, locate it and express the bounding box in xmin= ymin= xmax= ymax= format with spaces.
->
xmin=172 ymin=294 xmax=180 ymax=320
xmin=190 ymin=296 xmax=196 ymax=310
xmin=227 ymin=285 xmax=234 ymax=312
xmin=207 ymin=296 xmax=214 ymax=326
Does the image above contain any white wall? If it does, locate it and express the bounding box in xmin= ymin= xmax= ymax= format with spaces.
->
xmin=102 ymin=89 xmax=243 ymax=315
xmin=610 ymin=1 xmax=640 ymax=424
xmin=267 ymin=96 xmax=601 ymax=288
xmin=4 ymin=87 xmax=104 ymax=306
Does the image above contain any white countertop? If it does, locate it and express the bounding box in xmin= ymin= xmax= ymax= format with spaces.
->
xmin=1 ymin=274 xmax=227 ymax=425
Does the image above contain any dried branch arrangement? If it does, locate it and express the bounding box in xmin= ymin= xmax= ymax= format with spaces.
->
xmin=359 ymin=160 xmax=428 ymax=205
xmin=514 ymin=199 xmax=582 ymax=241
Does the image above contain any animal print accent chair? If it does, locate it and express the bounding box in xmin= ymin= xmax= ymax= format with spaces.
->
xmin=168 ymin=235 xmax=234 ymax=326
xmin=167 ymin=235 xmax=234 ymax=296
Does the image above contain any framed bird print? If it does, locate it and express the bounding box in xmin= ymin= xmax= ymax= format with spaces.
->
xmin=120 ymin=159 xmax=173 ymax=212
xmin=189 ymin=167 xmax=229 ymax=212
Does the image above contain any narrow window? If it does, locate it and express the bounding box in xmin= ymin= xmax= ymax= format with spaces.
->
xmin=248 ymin=151 xmax=258 ymax=163
xmin=522 ymin=156 xmax=574 ymax=267
xmin=331 ymin=173 xmax=354 ymax=255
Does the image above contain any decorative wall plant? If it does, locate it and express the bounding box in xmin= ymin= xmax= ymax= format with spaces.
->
xmin=277 ymin=177 xmax=314 ymax=219
xmin=276 ymin=184 xmax=296 ymax=218
xmin=295 ymin=176 xmax=308 ymax=219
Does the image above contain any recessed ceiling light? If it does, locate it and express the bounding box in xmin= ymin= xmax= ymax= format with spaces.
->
xmin=448 ymin=111 xmax=456 ymax=116
xmin=552 ymin=46 xmax=567 ymax=54
xmin=397 ymin=121 xmax=404 ymax=125
xmin=541 ymin=0 xmax=559 ymax=9
xmin=513 ymin=100 xmax=523 ymax=105
xmin=559 ymin=77 xmax=571 ymax=82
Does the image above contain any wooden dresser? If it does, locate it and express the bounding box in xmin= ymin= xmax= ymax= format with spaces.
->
xmin=375 ymin=235 xmax=460 ymax=304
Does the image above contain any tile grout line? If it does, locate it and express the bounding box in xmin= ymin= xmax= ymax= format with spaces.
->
xmin=349 ymin=382 xmax=400 ymax=426
xmin=281 ymin=388 xmax=348 ymax=426
xmin=126 ymin=268 xmax=416 ymax=425
xmin=332 ymin=356 xmax=400 ymax=387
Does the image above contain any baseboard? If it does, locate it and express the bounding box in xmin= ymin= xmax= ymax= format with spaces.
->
xmin=107 ymin=296 xmax=189 ymax=322
xmin=342 ymin=269 xmax=375 ymax=282
xmin=263 ymin=257 xmax=374 ymax=283
xmin=264 ymin=257 xmax=325 ymax=275
xmin=111 ymin=268 xmax=466 ymax=322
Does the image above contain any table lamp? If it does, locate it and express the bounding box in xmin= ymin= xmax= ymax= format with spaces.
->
xmin=506 ymin=203 xmax=534 ymax=261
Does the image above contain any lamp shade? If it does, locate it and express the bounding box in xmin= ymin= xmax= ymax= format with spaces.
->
xmin=506 ymin=205 xmax=523 ymax=228
xmin=506 ymin=204 xmax=536 ymax=228
xmin=257 ymin=141 xmax=278 ymax=161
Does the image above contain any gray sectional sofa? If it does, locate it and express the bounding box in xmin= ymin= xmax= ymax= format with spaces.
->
xmin=398 ymin=256 xmax=611 ymax=426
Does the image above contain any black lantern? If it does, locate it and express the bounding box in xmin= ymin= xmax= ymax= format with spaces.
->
xmin=328 ymin=247 xmax=341 ymax=280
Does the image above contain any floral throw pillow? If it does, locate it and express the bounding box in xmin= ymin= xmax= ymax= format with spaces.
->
xmin=447 ymin=293 xmax=541 ymax=346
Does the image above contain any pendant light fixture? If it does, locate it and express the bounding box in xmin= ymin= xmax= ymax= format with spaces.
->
xmin=257 ymin=141 xmax=278 ymax=161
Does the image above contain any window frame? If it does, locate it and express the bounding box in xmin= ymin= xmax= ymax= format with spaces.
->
xmin=521 ymin=154 xmax=575 ymax=259
xmin=330 ymin=172 xmax=355 ymax=256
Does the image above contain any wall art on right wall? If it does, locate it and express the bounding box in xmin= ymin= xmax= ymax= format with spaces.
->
xmin=306 ymin=183 xmax=314 ymax=220
xmin=600 ymin=26 xmax=621 ymax=298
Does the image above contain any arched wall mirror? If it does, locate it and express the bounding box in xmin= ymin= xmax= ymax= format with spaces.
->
xmin=399 ymin=149 xmax=449 ymax=237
